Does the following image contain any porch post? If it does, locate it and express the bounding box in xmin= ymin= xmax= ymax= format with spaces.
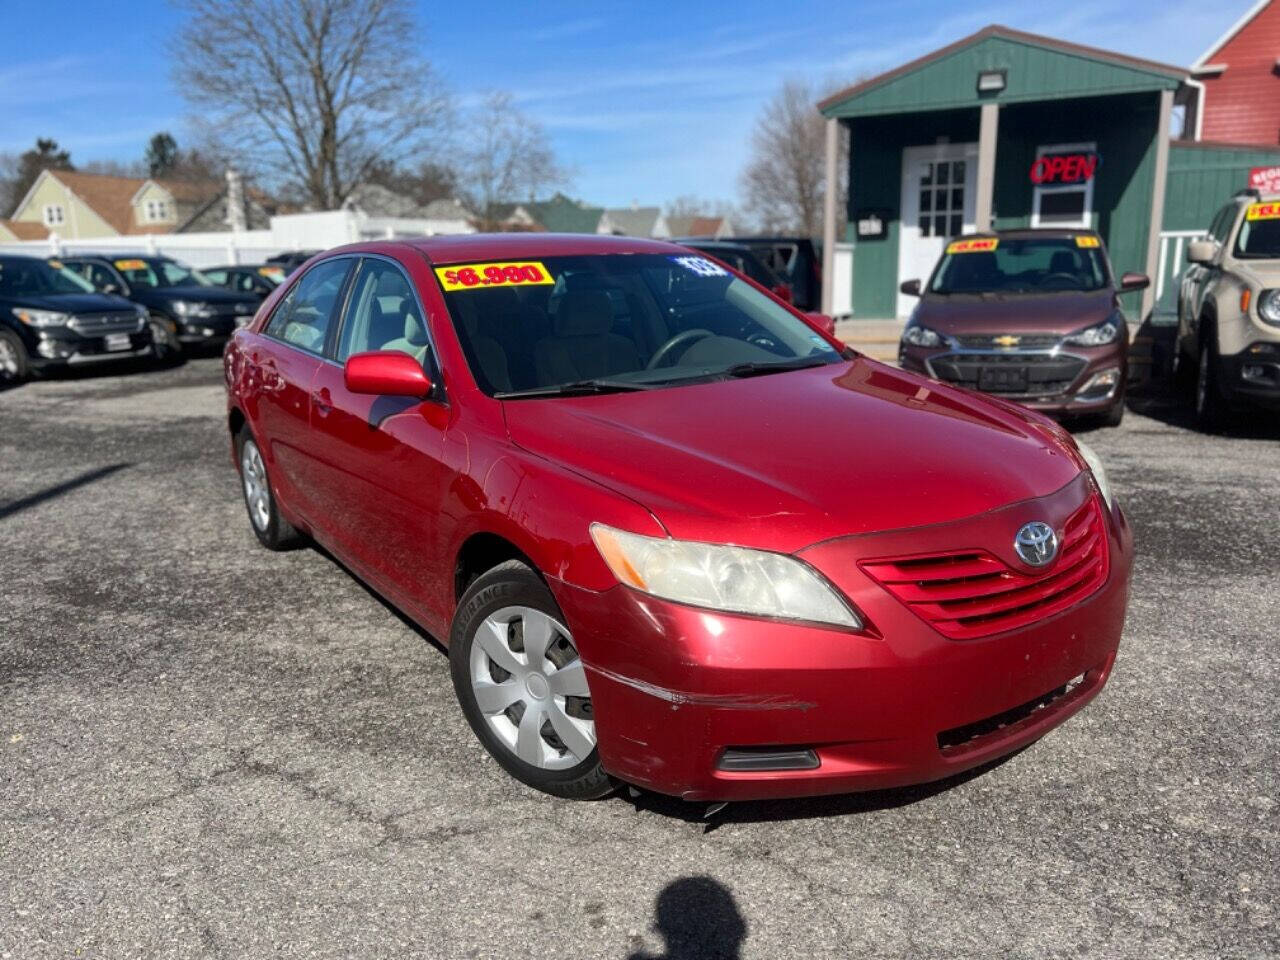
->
xmin=1143 ymin=88 xmax=1174 ymax=319
xmin=821 ymin=117 xmax=840 ymax=316
xmin=974 ymin=102 xmax=999 ymax=232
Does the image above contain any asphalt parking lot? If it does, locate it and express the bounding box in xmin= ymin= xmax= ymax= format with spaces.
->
xmin=2 ymin=356 xmax=1277 ymax=960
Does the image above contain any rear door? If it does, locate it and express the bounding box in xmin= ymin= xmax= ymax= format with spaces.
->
xmin=305 ymin=255 xmax=455 ymax=624
xmin=244 ymin=256 xmax=354 ymax=525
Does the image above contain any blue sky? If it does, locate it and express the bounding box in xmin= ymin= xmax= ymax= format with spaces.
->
xmin=2 ymin=0 xmax=1249 ymax=209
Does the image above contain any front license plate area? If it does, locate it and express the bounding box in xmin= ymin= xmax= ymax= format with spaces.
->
xmin=979 ymin=367 xmax=1027 ymax=392
xmin=104 ymin=333 xmax=131 ymax=352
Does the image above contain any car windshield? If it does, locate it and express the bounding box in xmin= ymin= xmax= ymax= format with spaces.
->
xmin=1233 ymin=206 xmax=1280 ymax=259
xmin=112 ymin=257 xmax=213 ymax=288
xmin=438 ymin=253 xmax=842 ymax=396
xmin=930 ymin=237 xmax=1110 ymax=295
xmin=0 ymin=256 xmax=95 ymax=296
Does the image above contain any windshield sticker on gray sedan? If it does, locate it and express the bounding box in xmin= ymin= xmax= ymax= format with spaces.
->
xmin=670 ymin=256 xmax=728 ymax=278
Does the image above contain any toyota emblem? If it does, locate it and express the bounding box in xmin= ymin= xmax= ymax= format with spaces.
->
xmin=1014 ymin=521 xmax=1058 ymax=567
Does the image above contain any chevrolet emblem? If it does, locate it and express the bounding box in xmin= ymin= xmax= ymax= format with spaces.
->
xmin=993 ymin=335 xmax=1021 ymax=347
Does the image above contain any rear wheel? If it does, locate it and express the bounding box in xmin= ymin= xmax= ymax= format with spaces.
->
xmin=0 ymin=329 xmax=29 ymax=386
xmin=450 ymin=560 xmax=612 ymax=800
xmin=235 ymin=429 xmax=300 ymax=550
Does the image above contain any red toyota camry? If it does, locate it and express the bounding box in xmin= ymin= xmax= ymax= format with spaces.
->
xmin=224 ymin=234 xmax=1131 ymax=802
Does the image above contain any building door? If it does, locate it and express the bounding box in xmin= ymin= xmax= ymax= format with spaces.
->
xmin=897 ymin=143 xmax=978 ymax=316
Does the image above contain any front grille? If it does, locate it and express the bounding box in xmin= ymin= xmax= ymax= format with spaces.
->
xmin=929 ymin=352 xmax=1086 ymax=396
xmin=860 ymin=497 xmax=1108 ymax=641
xmin=68 ymin=311 xmax=141 ymax=335
xmin=953 ymin=334 xmax=1061 ymax=349
xmin=937 ymin=671 xmax=1088 ymax=755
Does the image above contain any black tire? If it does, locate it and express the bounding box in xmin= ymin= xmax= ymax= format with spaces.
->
xmin=1101 ymin=395 xmax=1125 ymax=427
xmin=149 ymin=313 xmax=182 ymax=364
xmin=0 ymin=329 xmax=30 ymax=387
xmin=1194 ymin=337 xmax=1230 ymax=433
xmin=234 ymin=427 xmax=301 ymax=550
xmin=450 ymin=560 xmax=613 ymax=800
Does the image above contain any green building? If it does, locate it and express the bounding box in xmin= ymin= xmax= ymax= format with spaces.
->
xmin=817 ymin=25 xmax=1280 ymax=322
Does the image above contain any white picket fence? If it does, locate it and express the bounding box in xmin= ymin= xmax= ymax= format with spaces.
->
xmin=1153 ymin=229 xmax=1203 ymax=322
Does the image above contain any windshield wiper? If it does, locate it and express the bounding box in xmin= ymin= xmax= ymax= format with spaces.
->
xmin=495 ymin=379 xmax=656 ymax=399
xmin=721 ymin=356 xmax=833 ymax=379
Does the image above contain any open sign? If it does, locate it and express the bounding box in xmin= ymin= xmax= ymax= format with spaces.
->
xmin=1029 ymin=152 xmax=1099 ymax=185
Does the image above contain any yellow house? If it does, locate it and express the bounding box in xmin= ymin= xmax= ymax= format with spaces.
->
xmin=7 ymin=169 xmax=220 ymax=239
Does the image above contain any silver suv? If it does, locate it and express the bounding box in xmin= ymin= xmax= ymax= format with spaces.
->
xmin=1177 ymin=190 xmax=1280 ymax=430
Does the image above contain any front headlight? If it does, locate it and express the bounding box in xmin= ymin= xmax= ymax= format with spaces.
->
xmin=902 ymin=324 xmax=943 ymax=348
xmin=1257 ymin=289 xmax=1280 ymax=325
xmin=1075 ymin=440 xmax=1115 ymax=511
xmin=590 ymin=523 xmax=861 ymax=629
xmin=172 ymin=300 xmax=216 ymax=318
xmin=1064 ymin=318 xmax=1120 ymax=346
xmin=13 ymin=308 xmax=72 ymax=328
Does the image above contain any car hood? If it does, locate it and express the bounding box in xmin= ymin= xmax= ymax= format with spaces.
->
xmin=502 ymin=359 xmax=1084 ymax=553
xmin=143 ymin=286 xmax=257 ymax=305
xmin=914 ymin=289 xmax=1116 ymax=335
xmin=1236 ymin=259 xmax=1280 ymax=287
xmin=2 ymin=292 xmax=137 ymax=314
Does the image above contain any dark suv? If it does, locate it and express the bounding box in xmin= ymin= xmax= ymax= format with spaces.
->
xmin=60 ymin=255 xmax=258 ymax=359
xmin=0 ymin=254 xmax=153 ymax=385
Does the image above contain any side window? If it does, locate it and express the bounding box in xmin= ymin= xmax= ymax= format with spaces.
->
xmin=264 ymin=258 xmax=351 ymax=355
xmin=1208 ymin=204 xmax=1235 ymax=244
xmin=204 ymin=269 xmax=228 ymax=285
xmin=83 ymin=263 xmax=121 ymax=292
xmin=336 ymin=258 xmax=430 ymax=364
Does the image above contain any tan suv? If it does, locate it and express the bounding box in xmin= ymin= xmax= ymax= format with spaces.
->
xmin=1177 ymin=191 xmax=1280 ymax=430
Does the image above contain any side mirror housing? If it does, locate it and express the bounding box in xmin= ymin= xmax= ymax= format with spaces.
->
xmin=102 ymin=283 xmax=120 ymax=295
xmin=344 ymin=350 xmax=433 ymax=398
xmin=899 ymin=278 xmax=922 ymax=297
xmin=805 ymin=312 xmax=837 ymax=336
xmin=1186 ymin=239 xmax=1217 ymax=265
xmin=1119 ymin=271 xmax=1150 ymax=292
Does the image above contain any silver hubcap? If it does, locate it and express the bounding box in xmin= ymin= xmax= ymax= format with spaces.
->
xmin=469 ymin=606 xmax=595 ymax=770
xmin=240 ymin=440 xmax=271 ymax=531
xmin=0 ymin=339 xmax=18 ymax=377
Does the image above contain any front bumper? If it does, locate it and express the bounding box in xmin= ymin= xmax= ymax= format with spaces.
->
xmin=176 ymin=314 xmax=242 ymax=344
xmin=553 ymin=478 xmax=1132 ymax=801
xmin=30 ymin=328 xmax=154 ymax=368
xmin=1221 ymin=345 xmax=1280 ymax=410
xmin=900 ymin=341 xmax=1126 ymax=415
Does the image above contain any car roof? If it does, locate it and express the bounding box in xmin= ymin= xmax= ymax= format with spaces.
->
xmin=959 ymin=228 xmax=1102 ymax=241
xmin=339 ymin=232 xmax=691 ymax=265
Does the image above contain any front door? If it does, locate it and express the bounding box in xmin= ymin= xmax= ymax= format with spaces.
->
xmin=897 ymin=143 xmax=978 ymax=317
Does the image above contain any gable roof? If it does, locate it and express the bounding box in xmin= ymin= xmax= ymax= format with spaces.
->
xmin=666 ymin=215 xmax=727 ymax=238
xmin=820 ymin=24 xmax=1186 ymax=118
xmin=1194 ymin=0 xmax=1273 ymax=67
xmin=25 ymin=170 xmax=221 ymax=235
xmin=602 ymin=206 xmax=663 ymax=236
xmin=0 ymin=219 xmax=50 ymax=240
xmin=523 ymin=193 xmax=604 ymax=233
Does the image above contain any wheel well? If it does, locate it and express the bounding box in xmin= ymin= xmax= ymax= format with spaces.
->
xmin=454 ymin=533 xmax=536 ymax=601
xmin=1197 ymin=309 xmax=1217 ymax=352
xmin=228 ymin=406 xmax=245 ymax=439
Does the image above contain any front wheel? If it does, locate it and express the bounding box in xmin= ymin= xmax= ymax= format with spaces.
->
xmin=0 ymin=329 xmax=30 ymax=387
xmin=1194 ymin=340 xmax=1229 ymax=432
xmin=149 ymin=314 xmax=182 ymax=364
xmin=450 ymin=560 xmax=613 ymax=800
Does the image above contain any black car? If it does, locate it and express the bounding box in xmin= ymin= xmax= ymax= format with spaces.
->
xmin=59 ymin=255 xmax=258 ymax=359
xmin=0 ymin=255 xmax=153 ymax=385
xmin=676 ymin=240 xmax=794 ymax=303
xmin=723 ymin=237 xmax=821 ymax=311
xmin=265 ymin=250 xmax=320 ymax=275
xmin=203 ymin=263 xmax=285 ymax=300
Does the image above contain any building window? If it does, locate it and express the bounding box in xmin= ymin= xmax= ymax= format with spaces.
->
xmin=143 ymin=199 xmax=172 ymax=223
xmin=1031 ymin=142 xmax=1096 ymax=229
xmin=43 ymin=204 xmax=65 ymax=226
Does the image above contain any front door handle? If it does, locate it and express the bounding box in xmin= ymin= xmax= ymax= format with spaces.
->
xmin=312 ymin=387 xmax=333 ymax=417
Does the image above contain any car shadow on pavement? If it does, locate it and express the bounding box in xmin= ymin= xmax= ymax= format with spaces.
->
xmin=628 ymin=876 xmax=745 ymax=960
xmin=0 ymin=462 xmax=131 ymax=520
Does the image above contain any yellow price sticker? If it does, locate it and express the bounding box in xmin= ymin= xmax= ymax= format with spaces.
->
xmin=1246 ymin=202 xmax=1280 ymax=221
xmin=47 ymin=259 xmax=64 ymax=269
xmin=114 ymin=259 xmax=147 ymax=271
xmin=1075 ymin=235 xmax=1101 ymax=248
xmin=946 ymin=238 xmax=998 ymax=254
xmin=435 ymin=261 xmax=554 ymax=292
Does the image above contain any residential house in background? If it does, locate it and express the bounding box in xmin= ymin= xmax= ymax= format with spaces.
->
xmin=1190 ymin=0 xmax=1280 ymax=145
xmin=5 ymin=169 xmax=227 ymax=240
xmin=599 ymin=205 xmax=670 ymax=238
xmin=665 ymin=215 xmax=735 ymax=239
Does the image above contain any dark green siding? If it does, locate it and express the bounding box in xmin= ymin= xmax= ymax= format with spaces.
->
xmin=1163 ymin=142 xmax=1280 ymax=230
xmin=847 ymin=110 xmax=979 ymax=318
xmin=823 ymin=34 xmax=1179 ymax=120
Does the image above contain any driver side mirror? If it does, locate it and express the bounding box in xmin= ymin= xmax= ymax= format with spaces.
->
xmin=805 ymin=312 xmax=837 ymax=336
xmin=344 ymin=350 xmax=433 ymax=398
xmin=1119 ymin=272 xmax=1149 ymax=292
xmin=899 ymin=279 xmax=922 ymax=297
xmin=1186 ymin=240 xmax=1217 ymax=265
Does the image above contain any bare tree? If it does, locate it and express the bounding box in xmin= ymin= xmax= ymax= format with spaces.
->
xmin=460 ymin=92 xmax=566 ymax=228
xmin=665 ymin=195 xmax=739 ymax=220
xmin=173 ymin=0 xmax=448 ymax=209
xmin=740 ymin=80 xmax=838 ymax=236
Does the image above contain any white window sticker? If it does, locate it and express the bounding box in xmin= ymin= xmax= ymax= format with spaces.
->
xmin=670 ymin=255 xmax=728 ymax=278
